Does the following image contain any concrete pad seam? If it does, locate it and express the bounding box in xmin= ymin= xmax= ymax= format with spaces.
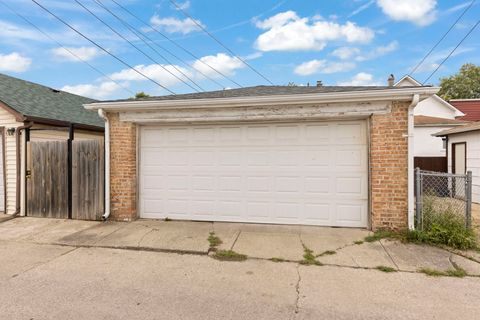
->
xmin=230 ymin=230 xmax=242 ymax=251
xmin=379 ymin=240 xmax=400 ymax=270
xmin=90 ymin=223 xmax=130 ymax=245
xmin=136 ymin=228 xmax=156 ymax=247
xmin=7 ymin=246 xmax=80 ymax=281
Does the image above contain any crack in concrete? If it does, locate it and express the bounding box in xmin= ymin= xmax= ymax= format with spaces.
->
xmin=230 ymin=230 xmax=242 ymax=251
xmin=379 ymin=239 xmax=400 ymax=270
xmin=294 ymin=264 xmax=301 ymax=315
xmin=136 ymin=228 xmax=156 ymax=247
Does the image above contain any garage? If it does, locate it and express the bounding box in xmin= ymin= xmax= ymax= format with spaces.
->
xmin=139 ymin=120 xmax=368 ymax=227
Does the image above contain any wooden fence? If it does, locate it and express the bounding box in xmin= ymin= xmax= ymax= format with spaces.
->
xmin=27 ymin=139 xmax=104 ymax=220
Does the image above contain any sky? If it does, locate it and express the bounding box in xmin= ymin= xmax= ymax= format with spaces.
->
xmin=0 ymin=0 xmax=478 ymax=100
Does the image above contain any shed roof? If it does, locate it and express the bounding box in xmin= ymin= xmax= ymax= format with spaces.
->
xmin=414 ymin=115 xmax=468 ymax=126
xmin=434 ymin=121 xmax=480 ymax=136
xmin=0 ymin=73 xmax=103 ymax=128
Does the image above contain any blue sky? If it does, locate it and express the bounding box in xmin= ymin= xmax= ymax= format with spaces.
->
xmin=0 ymin=0 xmax=478 ymax=99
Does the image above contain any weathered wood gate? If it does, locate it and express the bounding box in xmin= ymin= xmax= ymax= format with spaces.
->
xmin=27 ymin=139 xmax=104 ymax=220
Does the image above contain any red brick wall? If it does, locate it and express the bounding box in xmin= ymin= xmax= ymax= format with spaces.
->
xmin=370 ymin=101 xmax=409 ymax=230
xmin=108 ymin=113 xmax=137 ymax=221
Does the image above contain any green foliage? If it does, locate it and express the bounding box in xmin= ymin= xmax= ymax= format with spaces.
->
xmin=134 ymin=91 xmax=150 ymax=99
xmin=208 ymin=232 xmax=222 ymax=249
xmin=270 ymin=257 xmax=286 ymax=263
xmin=354 ymin=240 xmax=364 ymax=245
xmin=411 ymin=196 xmax=477 ymax=250
xmin=364 ymin=230 xmax=399 ymax=242
xmin=300 ymin=246 xmax=322 ymax=266
xmin=375 ymin=266 xmax=397 ymax=273
xmin=213 ymin=250 xmax=247 ymax=261
xmin=438 ymin=63 xmax=480 ymax=100
xmin=419 ymin=267 xmax=467 ymax=278
xmin=317 ymin=250 xmax=336 ymax=257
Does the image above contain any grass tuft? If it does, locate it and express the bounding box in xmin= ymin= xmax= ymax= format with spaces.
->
xmin=300 ymin=246 xmax=323 ymax=266
xmin=418 ymin=267 xmax=467 ymax=278
xmin=208 ymin=232 xmax=222 ymax=250
xmin=213 ymin=250 xmax=247 ymax=262
xmin=317 ymin=250 xmax=337 ymax=257
xmin=375 ymin=265 xmax=397 ymax=273
xmin=270 ymin=257 xmax=286 ymax=263
xmin=364 ymin=230 xmax=399 ymax=242
xmin=354 ymin=240 xmax=364 ymax=245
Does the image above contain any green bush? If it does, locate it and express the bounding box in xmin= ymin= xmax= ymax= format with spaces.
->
xmin=412 ymin=196 xmax=477 ymax=250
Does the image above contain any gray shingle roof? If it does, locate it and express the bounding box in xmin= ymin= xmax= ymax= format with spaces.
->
xmin=0 ymin=73 xmax=104 ymax=128
xmin=102 ymin=85 xmax=428 ymax=103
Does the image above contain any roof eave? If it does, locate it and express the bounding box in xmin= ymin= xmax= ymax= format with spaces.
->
xmin=84 ymin=87 xmax=440 ymax=112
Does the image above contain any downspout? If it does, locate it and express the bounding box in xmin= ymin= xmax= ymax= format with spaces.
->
xmin=98 ymin=109 xmax=110 ymax=220
xmin=407 ymin=94 xmax=420 ymax=229
xmin=14 ymin=122 xmax=33 ymax=217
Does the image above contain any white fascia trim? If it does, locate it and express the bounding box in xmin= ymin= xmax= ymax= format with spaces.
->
xmin=85 ymin=87 xmax=439 ymax=112
xmin=431 ymin=94 xmax=465 ymax=117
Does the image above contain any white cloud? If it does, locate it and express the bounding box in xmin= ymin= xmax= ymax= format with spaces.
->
xmin=0 ymin=20 xmax=42 ymax=41
xmin=338 ymin=72 xmax=382 ymax=86
xmin=355 ymin=41 xmax=398 ymax=61
xmin=0 ymin=52 xmax=31 ymax=72
xmin=110 ymin=64 xmax=193 ymax=86
xmin=52 ymin=46 xmax=103 ymax=62
xmin=332 ymin=47 xmax=360 ymax=60
xmin=294 ymin=59 xmax=355 ymax=76
xmin=254 ymin=11 xmax=374 ymax=52
xmin=61 ymin=81 xmax=125 ymax=99
xmin=192 ymin=53 xmax=244 ymax=77
xmin=150 ymin=15 xmax=204 ymax=34
xmin=376 ymin=0 xmax=437 ymax=26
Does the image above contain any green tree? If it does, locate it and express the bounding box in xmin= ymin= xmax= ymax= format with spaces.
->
xmin=134 ymin=91 xmax=150 ymax=99
xmin=438 ymin=63 xmax=480 ymax=100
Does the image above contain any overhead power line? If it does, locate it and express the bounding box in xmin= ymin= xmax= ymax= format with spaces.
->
xmin=169 ymin=0 xmax=275 ymax=85
xmin=411 ymin=0 xmax=476 ymax=75
xmin=72 ymin=0 xmax=200 ymax=92
xmin=0 ymin=0 xmax=135 ymax=97
xmin=108 ymin=0 xmax=243 ymax=88
xmin=91 ymin=0 xmax=207 ymax=92
xmin=423 ymin=19 xmax=480 ymax=84
xmin=30 ymin=0 xmax=176 ymax=95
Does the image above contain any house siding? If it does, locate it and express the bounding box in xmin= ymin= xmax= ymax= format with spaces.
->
xmin=0 ymin=107 xmax=21 ymax=214
xmin=447 ymin=132 xmax=480 ymax=204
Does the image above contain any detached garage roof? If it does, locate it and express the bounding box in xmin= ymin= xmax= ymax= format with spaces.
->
xmin=414 ymin=115 xmax=468 ymax=127
xmin=87 ymin=85 xmax=439 ymax=111
xmin=449 ymin=99 xmax=480 ymax=121
xmin=0 ymin=73 xmax=104 ymax=128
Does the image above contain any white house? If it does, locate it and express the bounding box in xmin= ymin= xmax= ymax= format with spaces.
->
xmin=394 ymin=76 xmax=466 ymax=170
xmin=435 ymin=122 xmax=480 ymax=204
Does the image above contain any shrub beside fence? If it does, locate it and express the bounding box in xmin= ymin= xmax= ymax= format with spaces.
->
xmin=415 ymin=168 xmax=473 ymax=230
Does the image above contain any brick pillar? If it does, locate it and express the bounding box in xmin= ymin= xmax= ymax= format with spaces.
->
xmin=108 ymin=113 xmax=137 ymax=221
xmin=370 ymin=101 xmax=409 ymax=230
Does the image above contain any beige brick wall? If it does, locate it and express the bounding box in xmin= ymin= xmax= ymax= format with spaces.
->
xmin=108 ymin=113 xmax=137 ymax=221
xmin=108 ymin=102 xmax=410 ymax=228
xmin=370 ymin=101 xmax=409 ymax=230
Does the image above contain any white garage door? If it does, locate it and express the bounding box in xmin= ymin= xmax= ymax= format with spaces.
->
xmin=140 ymin=120 xmax=368 ymax=227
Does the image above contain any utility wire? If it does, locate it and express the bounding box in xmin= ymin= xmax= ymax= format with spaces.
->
xmin=169 ymin=0 xmax=274 ymax=85
xmin=30 ymin=0 xmax=176 ymax=94
xmin=92 ymin=0 xmax=206 ymax=92
xmin=0 ymin=0 xmax=135 ymax=97
xmin=423 ymin=19 xmax=480 ymax=84
xmin=108 ymin=0 xmax=242 ymax=88
xmin=411 ymin=0 xmax=476 ymax=75
xmin=73 ymin=0 xmax=200 ymax=92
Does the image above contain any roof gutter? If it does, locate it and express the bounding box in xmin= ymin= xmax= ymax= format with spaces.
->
xmin=84 ymin=87 xmax=439 ymax=112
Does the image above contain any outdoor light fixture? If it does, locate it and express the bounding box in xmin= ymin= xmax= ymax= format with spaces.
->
xmin=6 ymin=127 xmax=15 ymax=136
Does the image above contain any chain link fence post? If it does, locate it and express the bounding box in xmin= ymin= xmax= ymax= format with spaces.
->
xmin=415 ymin=167 xmax=422 ymax=230
xmin=466 ymin=171 xmax=472 ymax=228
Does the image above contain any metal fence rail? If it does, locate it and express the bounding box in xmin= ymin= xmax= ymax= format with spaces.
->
xmin=415 ymin=168 xmax=473 ymax=230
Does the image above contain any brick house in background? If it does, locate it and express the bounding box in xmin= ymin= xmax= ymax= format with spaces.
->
xmin=85 ymin=85 xmax=437 ymax=230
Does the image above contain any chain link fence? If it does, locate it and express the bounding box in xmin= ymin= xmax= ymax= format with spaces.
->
xmin=415 ymin=168 xmax=473 ymax=230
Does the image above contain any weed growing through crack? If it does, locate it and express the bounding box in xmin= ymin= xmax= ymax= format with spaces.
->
xmin=213 ymin=250 xmax=247 ymax=262
xmin=375 ymin=265 xmax=397 ymax=273
xmin=354 ymin=240 xmax=364 ymax=245
xmin=270 ymin=257 xmax=286 ymax=263
xmin=300 ymin=246 xmax=322 ymax=266
xmin=208 ymin=232 xmax=222 ymax=250
xmin=419 ymin=267 xmax=467 ymax=278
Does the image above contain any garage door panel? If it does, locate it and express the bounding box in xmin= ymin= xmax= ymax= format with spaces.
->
xmin=140 ymin=121 xmax=368 ymax=227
